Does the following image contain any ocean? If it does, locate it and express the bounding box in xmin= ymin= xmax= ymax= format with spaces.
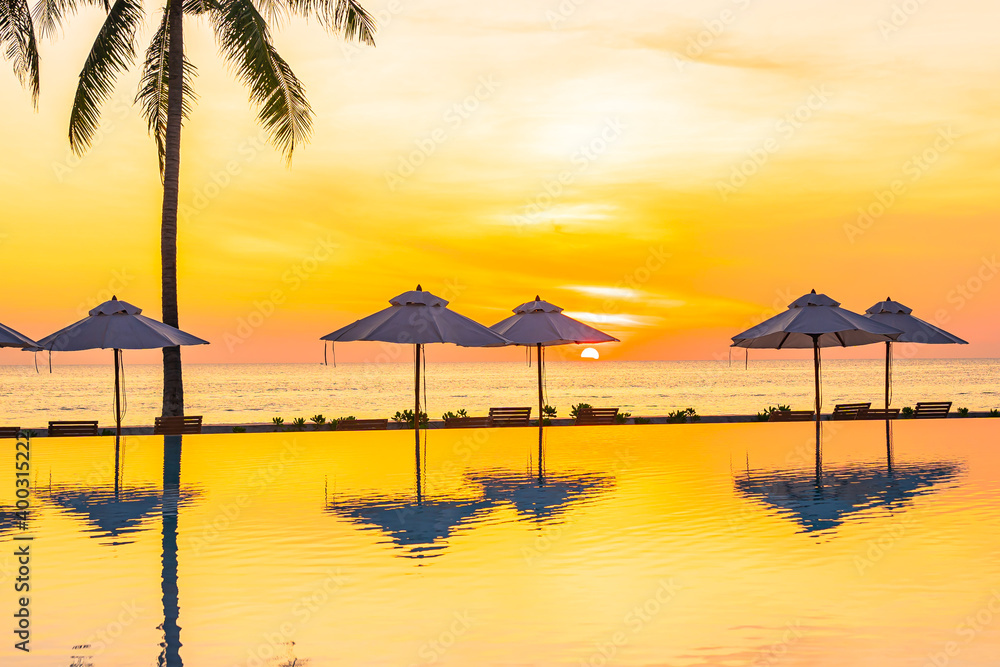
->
xmin=1 ymin=359 xmax=997 ymax=428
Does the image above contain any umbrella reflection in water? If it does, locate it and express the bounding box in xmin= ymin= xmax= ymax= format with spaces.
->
xmin=326 ymin=440 xmax=494 ymax=559
xmin=37 ymin=437 xmax=197 ymax=546
xmin=468 ymin=427 xmax=615 ymax=523
xmin=326 ymin=430 xmax=616 ymax=556
xmin=735 ymin=423 xmax=963 ymax=533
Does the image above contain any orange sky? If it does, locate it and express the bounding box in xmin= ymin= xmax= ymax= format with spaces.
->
xmin=1 ymin=0 xmax=998 ymax=364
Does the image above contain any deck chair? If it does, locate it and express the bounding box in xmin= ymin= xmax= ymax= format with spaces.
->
xmin=574 ymin=407 xmax=619 ymax=425
xmin=336 ymin=419 xmax=389 ymax=431
xmin=444 ymin=416 xmax=491 ymax=429
xmin=488 ymin=407 xmax=531 ymax=427
xmin=768 ymin=410 xmax=815 ymax=422
xmin=48 ymin=421 xmax=99 ymax=437
xmin=154 ymin=415 xmax=203 ymax=435
xmin=913 ymin=402 xmax=952 ymax=418
xmin=832 ymin=403 xmax=871 ymax=420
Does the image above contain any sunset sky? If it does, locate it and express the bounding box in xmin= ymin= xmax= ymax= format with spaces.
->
xmin=2 ymin=0 xmax=998 ymax=364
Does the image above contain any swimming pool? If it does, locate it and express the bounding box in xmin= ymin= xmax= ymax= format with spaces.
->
xmin=3 ymin=420 xmax=999 ymax=665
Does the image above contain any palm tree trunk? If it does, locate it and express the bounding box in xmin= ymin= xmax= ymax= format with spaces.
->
xmin=160 ymin=0 xmax=185 ymax=418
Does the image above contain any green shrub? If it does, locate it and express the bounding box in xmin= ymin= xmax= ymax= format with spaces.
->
xmin=634 ymin=416 xmax=651 ymax=425
xmin=441 ymin=409 xmax=468 ymax=420
xmin=755 ymin=405 xmax=790 ymax=421
xmin=615 ymin=411 xmax=632 ymax=424
xmin=100 ymin=429 xmax=114 ymax=436
xmin=667 ymin=407 xmax=700 ymax=424
xmin=232 ymin=426 xmax=246 ymax=433
xmin=901 ymin=406 xmax=914 ymax=419
xmin=989 ymin=409 xmax=999 ymax=418
xmin=569 ymin=403 xmax=592 ymax=419
xmin=310 ymin=414 xmax=327 ymax=429
xmin=393 ymin=410 xmax=429 ymax=428
xmin=272 ymin=416 xmax=284 ymax=429
xmin=542 ymin=405 xmax=558 ymax=418
xmin=332 ymin=416 xmax=356 ymax=430
xmin=292 ymin=417 xmax=307 ymax=430
xmin=957 ymin=407 xmax=970 ymax=417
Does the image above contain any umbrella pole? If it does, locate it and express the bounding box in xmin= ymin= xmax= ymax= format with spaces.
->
xmin=114 ymin=348 xmax=122 ymax=438
xmin=537 ymin=343 xmax=544 ymax=427
xmin=812 ymin=335 xmax=821 ymax=423
xmin=884 ymin=341 xmax=891 ymax=413
xmin=414 ymin=344 xmax=421 ymax=434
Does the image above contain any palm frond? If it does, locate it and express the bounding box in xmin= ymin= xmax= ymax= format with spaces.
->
xmin=183 ymin=0 xmax=218 ymax=15
xmin=31 ymin=0 xmax=106 ymax=39
xmin=213 ymin=0 xmax=312 ymax=162
xmin=136 ymin=4 xmax=198 ymax=178
xmin=68 ymin=0 xmax=143 ymax=154
xmin=285 ymin=0 xmax=374 ymax=44
xmin=2 ymin=0 xmax=40 ymax=105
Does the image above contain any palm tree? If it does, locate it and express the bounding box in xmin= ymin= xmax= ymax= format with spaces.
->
xmin=37 ymin=0 xmax=375 ymax=416
xmin=1 ymin=0 xmax=40 ymax=105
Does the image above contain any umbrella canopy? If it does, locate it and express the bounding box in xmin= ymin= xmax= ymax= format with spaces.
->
xmin=323 ymin=287 xmax=509 ymax=348
xmin=36 ymin=297 xmax=209 ymax=435
xmin=864 ymin=298 xmax=967 ymax=411
xmin=36 ymin=297 xmax=209 ymax=351
xmin=0 ymin=321 xmax=38 ymax=349
xmin=731 ymin=290 xmax=902 ymax=420
xmin=491 ymin=297 xmax=619 ymax=425
xmin=491 ymin=297 xmax=619 ymax=346
xmin=321 ymin=286 xmax=510 ymax=432
xmin=732 ymin=291 xmax=902 ymax=349
xmin=864 ymin=298 xmax=967 ymax=345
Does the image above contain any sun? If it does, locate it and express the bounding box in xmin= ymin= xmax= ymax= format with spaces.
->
xmin=581 ymin=347 xmax=600 ymax=360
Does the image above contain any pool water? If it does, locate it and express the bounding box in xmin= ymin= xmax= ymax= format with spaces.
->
xmin=3 ymin=420 xmax=1000 ymax=666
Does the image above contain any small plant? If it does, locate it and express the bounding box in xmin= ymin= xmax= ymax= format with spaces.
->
xmin=272 ymin=416 xmax=284 ymax=429
xmin=392 ymin=410 xmax=429 ymax=428
xmin=755 ymin=404 xmax=790 ymax=421
xmin=292 ymin=417 xmax=307 ymax=431
xmin=634 ymin=417 xmax=651 ymax=425
xmin=569 ymin=403 xmax=592 ymax=419
xmin=901 ymin=406 xmax=914 ymax=419
xmin=989 ymin=409 xmax=999 ymax=418
xmin=615 ymin=411 xmax=632 ymax=424
xmin=20 ymin=430 xmax=34 ymax=439
xmin=232 ymin=426 xmax=246 ymax=433
xmin=957 ymin=407 xmax=970 ymax=417
xmin=100 ymin=429 xmax=114 ymax=436
xmin=310 ymin=414 xmax=327 ymax=429
xmin=441 ymin=409 xmax=468 ymax=420
xmin=667 ymin=407 xmax=699 ymax=424
xmin=542 ymin=405 xmax=558 ymax=418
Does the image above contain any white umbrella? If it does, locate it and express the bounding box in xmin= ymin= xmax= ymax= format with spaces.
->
xmin=490 ymin=296 xmax=618 ymax=424
xmin=732 ymin=290 xmax=902 ymax=421
xmin=864 ymin=298 xmax=967 ymax=411
xmin=320 ymin=286 xmax=510 ymax=432
xmin=0 ymin=322 xmax=38 ymax=349
xmin=36 ymin=297 xmax=209 ymax=436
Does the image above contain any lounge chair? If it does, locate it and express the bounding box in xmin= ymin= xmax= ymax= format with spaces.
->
xmin=768 ymin=410 xmax=815 ymax=422
xmin=832 ymin=403 xmax=871 ymax=420
xmin=335 ymin=418 xmax=389 ymax=431
xmin=154 ymin=415 xmax=203 ymax=435
xmin=574 ymin=407 xmax=619 ymax=426
xmin=48 ymin=421 xmax=99 ymax=437
xmin=913 ymin=402 xmax=952 ymax=418
xmin=859 ymin=408 xmax=900 ymax=420
xmin=488 ymin=407 xmax=531 ymax=427
xmin=0 ymin=427 xmax=20 ymax=438
xmin=444 ymin=416 xmax=491 ymax=429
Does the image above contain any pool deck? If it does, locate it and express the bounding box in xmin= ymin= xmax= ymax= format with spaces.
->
xmin=15 ymin=412 xmax=999 ymax=435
